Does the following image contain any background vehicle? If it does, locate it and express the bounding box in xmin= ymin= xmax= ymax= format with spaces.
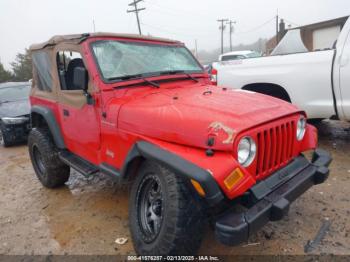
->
xmin=215 ymin=17 xmax=350 ymax=121
xmin=205 ymin=51 xmax=261 ymax=76
xmin=218 ymin=50 xmax=261 ymax=61
xmin=0 ymin=82 xmax=31 ymax=147
xmin=28 ymin=33 xmax=330 ymax=256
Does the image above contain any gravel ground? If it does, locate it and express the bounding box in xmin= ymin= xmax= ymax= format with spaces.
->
xmin=0 ymin=120 xmax=349 ymax=256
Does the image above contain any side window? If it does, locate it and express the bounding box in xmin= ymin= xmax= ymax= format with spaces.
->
xmin=222 ymin=55 xmax=241 ymax=61
xmin=56 ymin=51 xmax=85 ymax=90
xmin=32 ymin=51 xmax=53 ymax=92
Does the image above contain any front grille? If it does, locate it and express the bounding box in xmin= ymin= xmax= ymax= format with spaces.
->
xmin=255 ymin=120 xmax=295 ymax=178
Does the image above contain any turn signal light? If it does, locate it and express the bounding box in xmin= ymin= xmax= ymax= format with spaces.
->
xmin=224 ymin=168 xmax=244 ymax=190
xmin=191 ymin=179 xmax=206 ymax=197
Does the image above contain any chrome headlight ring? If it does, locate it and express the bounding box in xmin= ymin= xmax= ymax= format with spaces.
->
xmin=237 ymin=136 xmax=257 ymax=167
xmin=296 ymin=116 xmax=306 ymax=141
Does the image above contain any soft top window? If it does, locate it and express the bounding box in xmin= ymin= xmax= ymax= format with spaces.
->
xmin=56 ymin=51 xmax=85 ymax=90
xmin=32 ymin=51 xmax=53 ymax=92
xmin=91 ymin=40 xmax=203 ymax=81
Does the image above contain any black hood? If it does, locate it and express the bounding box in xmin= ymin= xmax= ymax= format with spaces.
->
xmin=0 ymin=99 xmax=30 ymax=118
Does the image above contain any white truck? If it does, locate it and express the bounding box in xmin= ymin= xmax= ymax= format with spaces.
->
xmin=219 ymin=50 xmax=261 ymax=61
xmin=215 ymin=17 xmax=350 ymax=121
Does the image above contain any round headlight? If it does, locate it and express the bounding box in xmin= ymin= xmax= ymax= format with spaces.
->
xmin=296 ymin=116 xmax=306 ymax=141
xmin=237 ymin=136 xmax=257 ymax=167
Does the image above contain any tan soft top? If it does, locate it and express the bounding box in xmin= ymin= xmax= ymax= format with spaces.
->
xmin=29 ymin=32 xmax=181 ymax=51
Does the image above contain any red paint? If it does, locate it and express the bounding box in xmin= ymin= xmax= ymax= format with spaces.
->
xmin=31 ymin=36 xmax=318 ymax=200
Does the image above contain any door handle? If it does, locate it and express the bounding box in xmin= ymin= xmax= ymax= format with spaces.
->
xmin=63 ymin=109 xmax=70 ymax=116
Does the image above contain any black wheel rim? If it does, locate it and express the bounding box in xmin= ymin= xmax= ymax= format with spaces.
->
xmin=137 ymin=175 xmax=164 ymax=243
xmin=33 ymin=145 xmax=46 ymax=175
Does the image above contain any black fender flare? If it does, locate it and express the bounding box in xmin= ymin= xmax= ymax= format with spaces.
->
xmin=31 ymin=106 xmax=66 ymax=149
xmin=122 ymin=141 xmax=224 ymax=206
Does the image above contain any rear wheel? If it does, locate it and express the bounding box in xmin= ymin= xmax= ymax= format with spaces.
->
xmin=129 ymin=161 xmax=206 ymax=255
xmin=28 ymin=128 xmax=70 ymax=188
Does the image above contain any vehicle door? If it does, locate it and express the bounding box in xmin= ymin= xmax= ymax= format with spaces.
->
xmin=338 ymin=29 xmax=350 ymax=119
xmin=55 ymin=46 xmax=101 ymax=163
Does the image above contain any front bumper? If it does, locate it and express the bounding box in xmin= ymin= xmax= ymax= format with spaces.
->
xmin=215 ymin=148 xmax=332 ymax=246
xmin=2 ymin=121 xmax=30 ymax=142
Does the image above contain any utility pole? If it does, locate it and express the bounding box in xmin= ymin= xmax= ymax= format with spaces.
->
xmin=195 ymin=39 xmax=198 ymax=58
xmin=92 ymin=19 xmax=96 ymax=32
xmin=217 ymin=19 xmax=228 ymax=54
xmin=276 ymin=9 xmax=279 ymax=45
xmin=127 ymin=0 xmax=145 ymax=35
xmin=227 ymin=20 xmax=236 ymax=51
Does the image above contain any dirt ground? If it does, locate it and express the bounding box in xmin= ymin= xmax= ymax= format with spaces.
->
xmin=0 ymin=120 xmax=349 ymax=256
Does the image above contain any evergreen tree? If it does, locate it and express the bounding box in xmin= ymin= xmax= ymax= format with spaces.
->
xmin=0 ymin=60 xmax=13 ymax=83
xmin=10 ymin=49 xmax=32 ymax=81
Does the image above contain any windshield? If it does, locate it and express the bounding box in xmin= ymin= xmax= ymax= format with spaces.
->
xmin=221 ymin=55 xmax=246 ymax=61
xmin=245 ymin=51 xmax=261 ymax=58
xmin=91 ymin=40 xmax=203 ymax=81
xmin=221 ymin=51 xmax=261 ymax=61
xmin=0 ymin=84 xmax=30 ymax=103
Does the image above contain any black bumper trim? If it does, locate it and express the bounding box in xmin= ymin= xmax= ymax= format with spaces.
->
xmin=2 ymin=121 xmax=30 ymax=143
xmin=215 ymin=148 xmax=331 ymax=246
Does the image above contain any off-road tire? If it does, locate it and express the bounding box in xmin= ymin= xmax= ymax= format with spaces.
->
xmin=0 ymin=123 xmax=13 ymax=147
xmin=129 ymin=160 xmax=206 ymax=255
xmin=28 ymin=128 xmax=70 ymax=188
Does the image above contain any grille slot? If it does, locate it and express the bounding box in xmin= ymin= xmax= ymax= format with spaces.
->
xmin=256 ymin=121 xmax=295 ymax=177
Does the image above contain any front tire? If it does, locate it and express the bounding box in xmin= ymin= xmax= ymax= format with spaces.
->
xmin=307 ymin=118 xmax=324 ymax=126
xmin=28 ymin=128 xmax=70 ymax=188
xmin=129 ymin=161 xmax=206 ymax=255
xmin=0 ymin=124 xmax=12 ymax=147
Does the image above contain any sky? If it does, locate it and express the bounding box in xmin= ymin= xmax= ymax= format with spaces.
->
xmin=0 ymin=0 xmax=350 ymax=69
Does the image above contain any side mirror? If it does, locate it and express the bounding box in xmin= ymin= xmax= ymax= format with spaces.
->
xmin=73 ymin=66 xmax=88 ymax=91
xmin=73 ymin=67 xmax=94 ymax=105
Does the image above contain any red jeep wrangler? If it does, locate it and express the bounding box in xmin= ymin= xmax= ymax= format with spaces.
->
xmin=28 ymin=33 xmax=331 ymax=255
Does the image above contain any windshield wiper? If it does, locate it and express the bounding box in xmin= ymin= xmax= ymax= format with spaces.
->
xmin=159 ymin=70 xmax=199 ymax=83
xmin=140 ymin=77 xmax=160 ymax=88
xmin=111 ymin=74 xmax=160 ymax=88
xmin=108 ymin=74 xmax=143 ymax=81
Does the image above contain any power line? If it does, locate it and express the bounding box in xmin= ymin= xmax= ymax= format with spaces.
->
xmin=142 ymin=15 xmax=280 ymax=53
xmin=141 ymin=22 xmax=191 ymax=37
xmin=217 ymin=19 xmax=228 ymax=54
xmin=146 ymin=5 xmax=206 ymax=26
xmin=234 ymin=17 xmax=275 ymax=35
xmin=147 ymin=2 xmax=209 ymax=17
xmin=283 ymin=18 xmax=301 ymax=27
xmin=127 ymin=0 xmax=146 ymax=35
xmin=140 ymin=22 xmax=209 ymax=38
